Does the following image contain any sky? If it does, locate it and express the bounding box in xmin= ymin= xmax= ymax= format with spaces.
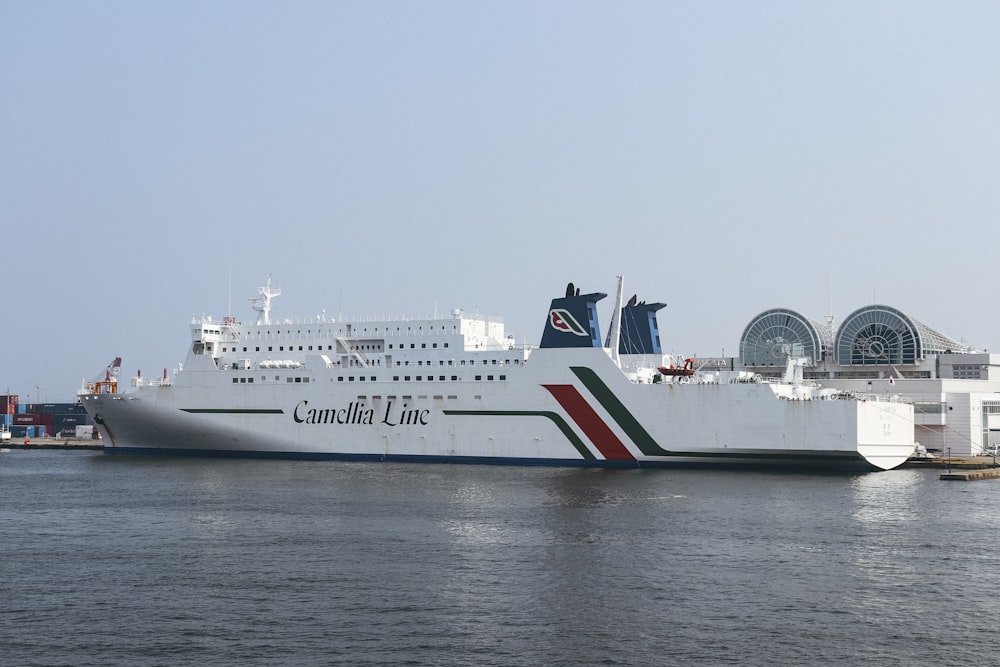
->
xmin=2 ymin=1 xmax=999 ymax=403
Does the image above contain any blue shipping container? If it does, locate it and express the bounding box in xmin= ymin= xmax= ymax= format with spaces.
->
xmin=51 ymin=415 xmax=84 ymax=436
xmin=40 ymin=403 xmax=87 ymax=415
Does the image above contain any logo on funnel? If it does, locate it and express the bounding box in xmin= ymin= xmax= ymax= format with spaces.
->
xmin=549 ymin=309 xmax=589 ymax=336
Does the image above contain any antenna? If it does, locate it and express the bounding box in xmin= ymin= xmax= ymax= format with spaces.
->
xmin=826 ymin=262 xmax=834 ymax=334
xmin=827 ymin=262 xmax=832 ymax=320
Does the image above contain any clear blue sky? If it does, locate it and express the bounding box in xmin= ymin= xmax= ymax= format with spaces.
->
xmin=2 ymin=1 xmax=998 ymax=402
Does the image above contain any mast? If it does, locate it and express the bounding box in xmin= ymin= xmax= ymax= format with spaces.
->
xmin=606 ymin=274 xmax=624 ymax=366
xmin=250 ymin=275 xmax=281 ymax=325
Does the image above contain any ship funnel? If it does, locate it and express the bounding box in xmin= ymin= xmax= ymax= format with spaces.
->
xmin=539 ymin=282 xmax=606 ymax=349
xmin=618 ymin=300 xmax=666 ymax=355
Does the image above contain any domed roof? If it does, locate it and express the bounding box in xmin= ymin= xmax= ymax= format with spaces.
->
xmin=740 ymin=308 xmax=832 ymax=367
xmin=834 ymin=304 xmax=972 ymax=365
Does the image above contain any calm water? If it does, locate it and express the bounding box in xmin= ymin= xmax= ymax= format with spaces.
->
xmin=2 ymin=450 xmax=999 ymax=666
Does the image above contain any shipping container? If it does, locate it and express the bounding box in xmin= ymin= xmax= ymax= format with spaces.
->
xmin=39 ymin=403 xmax=87 ymax=415
xmin=10 ymin=425 xmax=27 ymax=438
xmin=0 ymin=395 xmax=17 ymax=415
xmin=0 ymin=414 xmax=11 ymax=426
xmin=75 ymin=425 xmax=95 ymax=439
xmin=52 ymin=414 xmax=84 ymax=426
xmin=52 ymin=414 xmax=84 ymax=436
xmin=13 ymin=414 xmax=40 ymax=425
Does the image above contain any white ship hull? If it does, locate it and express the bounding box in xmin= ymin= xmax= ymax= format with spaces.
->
xmin=83 ymin=346 xmax=914 ymax=471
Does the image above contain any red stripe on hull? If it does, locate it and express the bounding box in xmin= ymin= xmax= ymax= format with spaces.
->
xmin=542 ymin=384 xmax=635 ymax=461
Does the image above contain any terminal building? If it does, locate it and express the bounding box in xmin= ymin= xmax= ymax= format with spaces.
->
xmin=715 ymin=305 xmax=1000 ymax=457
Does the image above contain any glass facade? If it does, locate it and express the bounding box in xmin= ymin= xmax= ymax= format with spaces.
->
xmin=739 ymin=309 xmax=829 ymax=367
xmin=836 ymin=305 xmax=920 ymax=366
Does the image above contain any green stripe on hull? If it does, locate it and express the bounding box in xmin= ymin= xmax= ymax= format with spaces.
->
xmin=181 ymin=409 xmax=285 ymax=414
xmin=443 ymin=410 xmax=595 ymax=460
xmin=570 ymin=367 xmax=672 ymax=456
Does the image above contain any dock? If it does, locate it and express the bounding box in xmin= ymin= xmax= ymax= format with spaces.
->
xmin=915 ymin=456 xmax=1000 ymax=481
xmin=939 ymin=467 xmax=1000 ymax=481
xmin=1 ymin=437 xmax=102 ymax=450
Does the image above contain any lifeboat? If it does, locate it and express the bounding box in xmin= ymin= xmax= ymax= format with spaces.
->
xmin=658 ymin=358 xmax=695 ymax=377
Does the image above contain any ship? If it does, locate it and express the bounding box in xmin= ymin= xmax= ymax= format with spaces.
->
xmin=79 ymin=277 xmax=916 ymax=471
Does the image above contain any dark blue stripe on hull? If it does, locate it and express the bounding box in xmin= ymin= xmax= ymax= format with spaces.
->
xmin=101 ymin=446 xmax=638 ymax=467
xmin=100 ymin=447 xmax=877 ymax=472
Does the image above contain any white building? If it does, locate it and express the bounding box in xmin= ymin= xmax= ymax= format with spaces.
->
xmin=733 ymin=305 xmax=1000 ymax=456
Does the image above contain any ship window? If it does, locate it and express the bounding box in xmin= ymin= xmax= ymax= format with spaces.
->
xmin=416 ymin=376 xmax=422 ymax=381
xmin=302 ymin=378 xmax=308 ymax=383
xmin=248 ymin=378 xmax=254 ymax=383
xmin=232 ymin=378 xmax=239 ymax=384
xmin=475 ymin=375 xmax=482 ymax=381
xmin=280 ymin=347 xmax=284 ymax=351
xmin=405 ymin=376 xmax=411 ymax=381
xmin=308 ymin=346 xmax=313 ymax=351
xmin=444 ymin=343 xmax=449 ymax=348
xmin=349 ymin=376 xmax=354 ymax=381
xmin=262 ymin=376 xmax=266 ymax=382
xmin=275 ymin=376 xmax=279 ymax=381
xmin=338 ymin=377 xmax=343 ymax=381
xmin=240 ymin=378 xmax=246 ymax=383
xmin=299 ymin=346 xmax=303 ymax=351
xmin=256 ymin=347 xmax=260 ymax=352
xmin=487 ymin=375 xmax=494 ymax=381
xmin=243 ymin=347 xmax=247 ymax=352
xmin=410 ymin=344 xmax=415 ymax=349
xmin=422 ymin=344 xmax=426 ymax=349
xmin=268 ymin=347 xmax=273 ymax=352
xmin=500 ymin=375 xmax=506 ymax=381
xmin=295 ymin=377 xmax=301 ymax=383
xmin=394 ymin=376 xmax=399 ymax=381
xmin=433 ymin=343 xmax=437 ymax=348
xmin=439 ymin=376 xmax=445 ymax=381
xmin=451 ymin=376 xmax=457 ymax=381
